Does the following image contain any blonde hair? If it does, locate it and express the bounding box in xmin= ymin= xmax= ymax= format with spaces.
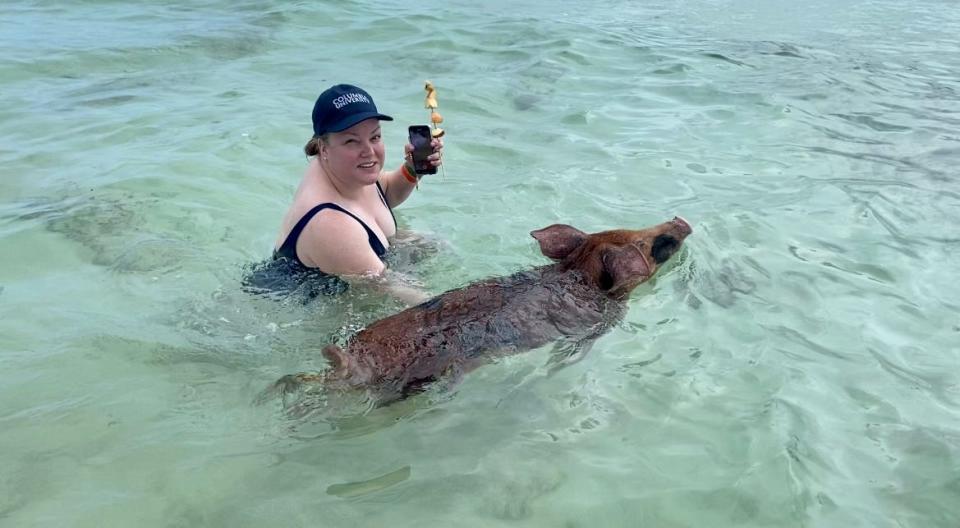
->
xmin=303 ymin=134 xmax=329 ymax=158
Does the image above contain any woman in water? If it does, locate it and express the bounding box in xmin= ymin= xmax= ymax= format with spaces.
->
xmin=250 ymin=84 xmax=443 ymax=303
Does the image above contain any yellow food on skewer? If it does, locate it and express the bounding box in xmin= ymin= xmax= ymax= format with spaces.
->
xmin=420 ymin=81 xmax=446 ymax=176
xmin=424 ymin=81 xmax=439 ymax=109
xmin=430 ymin=109 xmax=444 ymax=137
xmin=424 ymin=80 xmax=444 ymax=137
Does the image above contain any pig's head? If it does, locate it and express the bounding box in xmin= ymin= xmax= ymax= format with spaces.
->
xmin=531 ymin=217 xmax=692 ymax=299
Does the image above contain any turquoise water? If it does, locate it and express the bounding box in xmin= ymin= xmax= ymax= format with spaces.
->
xmin=2 ymin=0 xmax=959 ymax=526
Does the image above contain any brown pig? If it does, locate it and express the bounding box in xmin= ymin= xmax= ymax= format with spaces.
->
xmin=266 ymin=217 xmax=692 ymax=409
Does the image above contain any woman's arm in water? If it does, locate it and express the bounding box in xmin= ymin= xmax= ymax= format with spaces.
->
xmin=344 ymin=268 xmax=430 ymax=306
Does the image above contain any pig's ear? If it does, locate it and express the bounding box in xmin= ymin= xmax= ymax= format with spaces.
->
xmin=530 ymin=224 xmax=587 ymax=260
xmin=322 ymin=345 xmax=370 ymax=383
xmin=600 ymin=243 xmax=651 ymax=295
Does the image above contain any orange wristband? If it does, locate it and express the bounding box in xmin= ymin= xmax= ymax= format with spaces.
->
xmin=401 ymin=163 xmax=418 ymax=184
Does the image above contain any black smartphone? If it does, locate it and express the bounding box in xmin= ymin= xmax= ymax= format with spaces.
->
xmin=408 ymin=125 xmax=437 ymax=175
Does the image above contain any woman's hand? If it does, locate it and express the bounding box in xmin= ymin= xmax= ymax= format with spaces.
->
xmin=388 ymin=134 xmax=444 ymax=206
xmin=403 ymin=136 xmax=444 ymax=171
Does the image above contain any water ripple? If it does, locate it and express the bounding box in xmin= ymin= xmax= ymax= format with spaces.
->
xmin=3 ymin=0 xmax=960 ymax=525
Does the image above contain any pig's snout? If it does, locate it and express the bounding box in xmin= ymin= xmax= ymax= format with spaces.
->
xmin=672 ymin=216 xmax=693 ymax=236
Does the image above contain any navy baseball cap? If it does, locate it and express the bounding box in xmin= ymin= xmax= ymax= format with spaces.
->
xmin=311 ymin=84 xmax=393 ymax=136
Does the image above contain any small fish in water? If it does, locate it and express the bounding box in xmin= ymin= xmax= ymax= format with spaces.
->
xmin=326 ymin=465 xmax=412 ymax=498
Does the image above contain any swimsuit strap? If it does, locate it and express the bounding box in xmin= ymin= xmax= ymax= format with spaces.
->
xmin=275 ymin=202 xmax=387 ymax=267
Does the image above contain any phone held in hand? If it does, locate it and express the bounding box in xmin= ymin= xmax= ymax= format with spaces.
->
xmin=408 ymin=125 xmax=437 ymax=175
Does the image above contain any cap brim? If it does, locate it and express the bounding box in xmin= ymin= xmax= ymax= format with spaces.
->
xmin=325 ymin=112 xmax=394 ymax=134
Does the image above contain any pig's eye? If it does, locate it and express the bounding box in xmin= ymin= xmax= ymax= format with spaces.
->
xmin=651 ymin=235 xmax=679 ymax=263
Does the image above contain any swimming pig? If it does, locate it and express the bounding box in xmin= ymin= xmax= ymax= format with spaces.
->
xmin=265 ymin=217 xmax=692 ymax=410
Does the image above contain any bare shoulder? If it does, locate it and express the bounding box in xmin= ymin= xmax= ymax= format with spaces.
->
xmin=296 ymin=207 xmax=385 ymax=275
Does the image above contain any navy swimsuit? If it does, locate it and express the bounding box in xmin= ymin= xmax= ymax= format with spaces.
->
xmin=274 ymin=181 xmax=395 ymax=265
xmin=243 ymin=181 xmax=396 ymax=298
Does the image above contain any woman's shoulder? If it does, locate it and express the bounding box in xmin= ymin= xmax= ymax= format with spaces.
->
xmin=299 ymin=203 xmax=370 ymax=244
xmin=296 ymin=206 xmax=384 ymax=273
xmin=288 ymin=179 xmax=338 ymax=220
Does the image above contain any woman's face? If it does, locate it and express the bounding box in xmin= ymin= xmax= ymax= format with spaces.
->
xmin=323 ymin=118 xmax=386 ymax=185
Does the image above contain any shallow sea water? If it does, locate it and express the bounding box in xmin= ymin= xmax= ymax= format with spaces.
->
xmin=2 ymin=0 xmax=959 ymax=526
